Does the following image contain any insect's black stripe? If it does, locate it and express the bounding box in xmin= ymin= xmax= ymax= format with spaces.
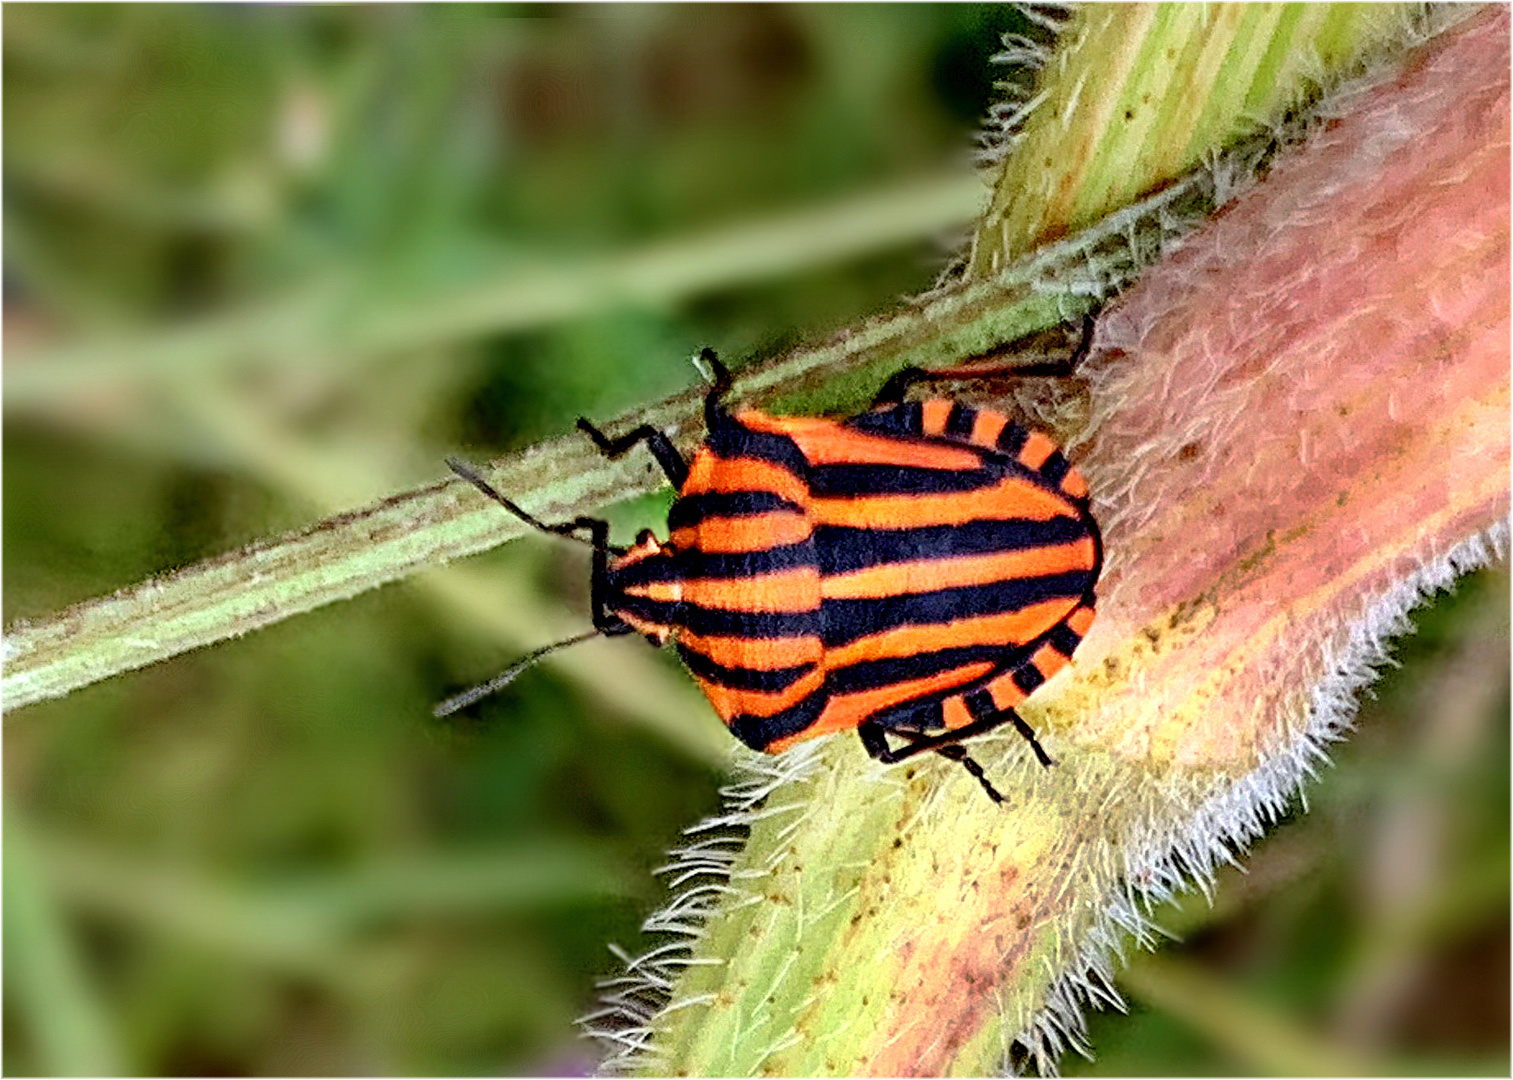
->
xmin=1046 ymin=621 xmax=1083 ymax=656
xmin=1012 ymin=663 xmax=1046 ymax=696
xmin=843 ymin=404 xmax=1079 ymax=490
xmin=676 ymin=643 xmax=816 ymax=693
xmin=638 ymin=599 xmax=820 ymax=640
xmin=1038 ymin=450 xmax=1071 ymax=487
xmin=617 ymin=542 xmax=815 ymax=586
xmin=670 ymin=542 xmax=816 ymax=581
xmin=965 ymin=689 xmax=997 ymax=721
xmin=612 ymin=592 xmax=681 ymax=624
xmin=705 ymin=423 xmax=808 ymax=475
xmin=667 ymin=491 xmax=805 ymax=531
xmin=870 ymin=696 xmax=945 ymax=733
xmin=727 ymin=691 xmax=829 ymax=751
xmin=996 ymin=423 xmax=1029 ymax=456
xmin=847 ymin=401 xmax=922 ymax=437
xmin=825 ymin=644 xmax=1030 ymax=696
xmin=815 ymin=516 xmax=1094 ymax=574
xmin=609 ymin=556 xmax=681 ymax=586
xmin=806 ymin=463 xmax=998 ymax=497
xmin=945 ymin=402 xmax=976 ymax=438
xmin=821 ymin=570 xmax=1094 ymax=647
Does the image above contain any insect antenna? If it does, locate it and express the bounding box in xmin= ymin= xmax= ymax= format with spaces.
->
xmin=447 ymin=456 xmax=620 ymax=555
xmin=433 ymin=630 xmax=601 ymax=718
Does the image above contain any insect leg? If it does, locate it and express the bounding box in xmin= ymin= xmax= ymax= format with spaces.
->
xmin=448 ymin=457 xmax=622 ymax=548
xmin=861 ymin=712 xmax=1007 ymax=763
xmin=932 ymin=744 xmax=1005 ymax=804
xmin=863 ymin=705 xmax=1054 ymax=768
xmin=870 ymin=314 xmax=1096 ymax=408
xmin=576 ymin=347 xmax=734 ymax=487
xmin=576 ymin=419 xmax=689 ymax=489
xmin=446 ymin=457 xmax=630 ymax=636
xmin=698 ymin=346 xmax=734 ymax=431
xmin=858 ymin=721 xmax=1008 ymax=804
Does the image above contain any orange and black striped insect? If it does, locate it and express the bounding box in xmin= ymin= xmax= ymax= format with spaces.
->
xmin=439 ymin=329 xmax=1101 ymax=803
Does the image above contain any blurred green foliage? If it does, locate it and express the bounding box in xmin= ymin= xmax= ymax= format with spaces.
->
xmin=3 ymin=4 xmax=1506 ymax=1076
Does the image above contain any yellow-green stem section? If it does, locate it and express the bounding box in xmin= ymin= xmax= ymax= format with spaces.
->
xmin=971 ymin=3 xmax=1413 ymax=274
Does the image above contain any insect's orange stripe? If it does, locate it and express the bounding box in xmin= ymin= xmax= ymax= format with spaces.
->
xmin=1060 ymin=467 xmax=1089 ymax=500
xmin=622 ymin=582 xmax=681 ymax=604
xmin=1018 ymin=430 xmax=1057 ymax=471
xmin=979 ymin=641 xmax=1078 ymax=714
xmin=702 ymin=668 xmax=826 ymax=719
xmin=831 ymin=666 xmax=964 ymax=720
xmin=921 ymin=399 xmax=953 ymax=436
xmin=732 ymin=412 xmax=837 ymax=440
xmin=765 ymin=662 xmax=995 ymax=752
xmin=810 ymin=475 xmax=1078 ymax=529
xmin=986 ymin=671 xmax=1028 ymax=711
xmin=969 ymin=409 xmax=1008 ymax=449
xmin=681 ymin=568 xmax=820 ymax=612
xmin=618 ymin=611 xmax=668 ymax=640
xmin=669 ymin=511 xmax=810 ymax=553
xmin=788 ymin=425 xmax=982 ymax=470
xmin=1067 ymin=604 xmax=1096 ymax=637
xmin=682 ymin=455 xmax=808 ymax=505
xmin=824 ymin=599 xmax=1081 ymax=667
xmin=942 ymin=695 xmax=973 ymax=731
xmin=819 ymin=539 xmax=1098 ymax=600
xmin=677 ymin=631 xmax=822 ymax=670
xmin=1029 ymin=641 xmax=1070 ymax=682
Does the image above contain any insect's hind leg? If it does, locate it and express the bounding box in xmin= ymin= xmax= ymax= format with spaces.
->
xmin=858 ymin=721 xmax=1010 ymax=804
xmin=862 ymin=706 xmax=1051 ymax=767
xmin=870 ymin=314 xmax=1096 ymax=409
xmin=933 ymin=744 xmax=1006 ymax=804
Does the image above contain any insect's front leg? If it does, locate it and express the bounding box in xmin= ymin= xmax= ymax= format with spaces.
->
xmin=576 ymin=419 xmax=689 ymax=490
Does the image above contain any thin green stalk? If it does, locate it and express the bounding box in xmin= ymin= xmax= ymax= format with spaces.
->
xmin=3 ymin=163 xmax=1240 ymax=714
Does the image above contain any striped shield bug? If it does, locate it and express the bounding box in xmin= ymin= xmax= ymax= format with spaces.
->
xmin=439 ymin=326 xmax=1101 ymax=803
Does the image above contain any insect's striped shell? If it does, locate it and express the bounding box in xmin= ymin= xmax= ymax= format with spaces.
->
xmin=610 ymin=398 xmax=1101 ymax=754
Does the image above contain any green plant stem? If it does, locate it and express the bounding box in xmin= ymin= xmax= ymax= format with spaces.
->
xmin=161 ymin=374 xmax=732 ymax=765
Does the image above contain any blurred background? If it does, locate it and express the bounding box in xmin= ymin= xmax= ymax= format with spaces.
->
xmin=3 ymin=5 xmax=1506 ymax=1076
